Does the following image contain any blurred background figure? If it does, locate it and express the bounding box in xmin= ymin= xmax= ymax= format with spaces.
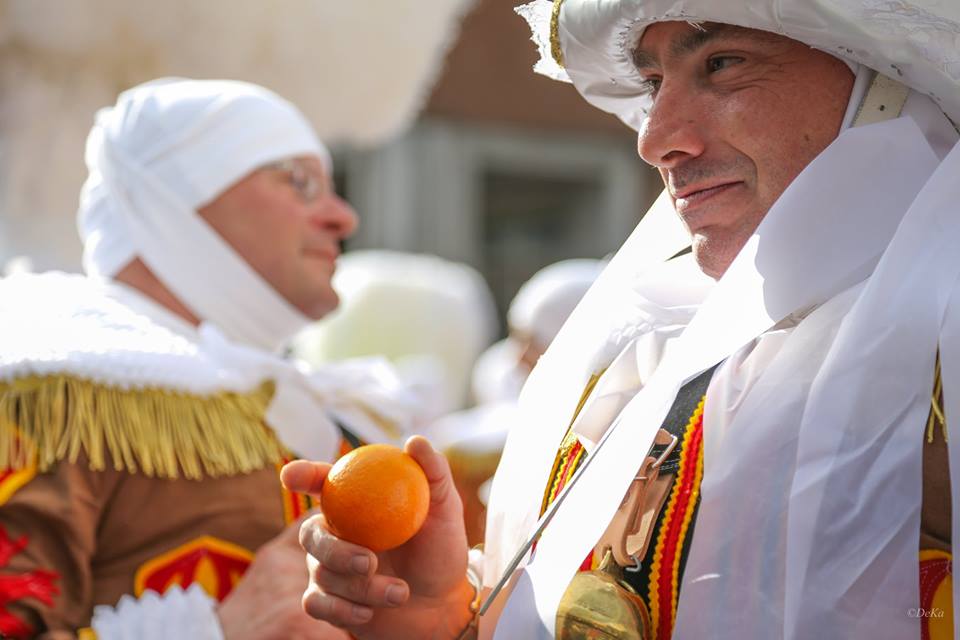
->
xmin=292 ymin=250 xmax=499 ymax=422
xmin=432 ymin=259 xmax=605 ymax=545
xmin=469 ymin=338 xmax=527 ymax=407
xmin=507 ymin=259 xmax=607 ymax=384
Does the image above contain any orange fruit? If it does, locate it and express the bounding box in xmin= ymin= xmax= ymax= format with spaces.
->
xmin=321 ymin=444 xmax=430 ymax=552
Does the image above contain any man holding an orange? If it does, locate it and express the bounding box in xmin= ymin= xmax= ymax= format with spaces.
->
xmin=288 ymin=0 xmax=960 ymax=638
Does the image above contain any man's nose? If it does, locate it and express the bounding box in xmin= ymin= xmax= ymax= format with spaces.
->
xmin=636 ymin=83 xmax=707 ymax=169
xmin=309 ymin=193 xmax=359 ymax=239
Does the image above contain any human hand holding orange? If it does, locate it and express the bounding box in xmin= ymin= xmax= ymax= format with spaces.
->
xmin=280 ymin=436 xmax=476 ymax=640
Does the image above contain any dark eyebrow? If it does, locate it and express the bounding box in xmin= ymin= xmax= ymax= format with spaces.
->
xmin=631 ymin=23 xmax=777 ymax=70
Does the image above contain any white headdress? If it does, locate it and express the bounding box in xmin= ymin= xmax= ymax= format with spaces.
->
xmin=508 ymin=259 xmax=606 ymax=351
xmin=517 ymin=0 xmax=960 ymax=129
xmin=77 ymin=77 xmax=331 ymax=352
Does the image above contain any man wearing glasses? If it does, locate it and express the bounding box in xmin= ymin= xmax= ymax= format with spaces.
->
xmin=0 ymin=78 xmax=405 ymax=638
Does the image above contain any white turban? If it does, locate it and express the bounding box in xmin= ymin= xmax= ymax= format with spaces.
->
xmin=77 ymin=77 xmax=332 ymax=352
xmin=508 ymin=259 xmax=606 ymax=350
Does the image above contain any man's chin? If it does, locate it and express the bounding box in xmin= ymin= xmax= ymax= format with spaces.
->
xmin=294 ymin=287 xmax=339 ymax=321
xmin=691 ymin=239 xmax=737 ymax=280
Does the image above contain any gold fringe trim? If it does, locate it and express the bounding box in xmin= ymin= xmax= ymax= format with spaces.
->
xmin=0 ymin=375 xmax=285 ymax=480
xmin=927 ymin=354 xmax=947 ymax=444
xmin=550 ymin=0 xmax=567 ymax=69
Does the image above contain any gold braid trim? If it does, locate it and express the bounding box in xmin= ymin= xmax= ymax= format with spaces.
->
xmin=550 ymin=0 xmax=567 ymax=68
xmin=0 ymin=375 xmax=285 ymax=480
xmin=927 ymin=355 xmax=947 ymax=444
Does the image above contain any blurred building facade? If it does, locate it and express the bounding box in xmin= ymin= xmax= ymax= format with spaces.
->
xmin=336 ymin=0 xmax=660 ymax=323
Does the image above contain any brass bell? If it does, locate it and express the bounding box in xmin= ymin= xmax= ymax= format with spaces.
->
xmin=555 ymin=550 xmax=652 ymax=639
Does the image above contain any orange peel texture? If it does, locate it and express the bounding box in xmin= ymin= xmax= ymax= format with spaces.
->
xmin=321 ymin=444 xmax=430 ymax=552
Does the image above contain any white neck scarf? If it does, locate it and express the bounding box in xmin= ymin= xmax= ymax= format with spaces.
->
xmin=486 ymin=89 xmax=960 ymax=637
xmin=78 ymin=77 xmax=331 ymax=353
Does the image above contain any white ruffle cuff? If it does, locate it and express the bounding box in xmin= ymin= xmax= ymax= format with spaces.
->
xmin=90 ymin=585 xmax=224 ymax=640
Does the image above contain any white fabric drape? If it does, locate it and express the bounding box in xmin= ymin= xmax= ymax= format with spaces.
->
xmin=486 ymin=101 xmax=959 ymax=637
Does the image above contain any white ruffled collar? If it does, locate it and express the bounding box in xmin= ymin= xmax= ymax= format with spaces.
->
xmin=0 ymin=271 xmax=419 ymax=460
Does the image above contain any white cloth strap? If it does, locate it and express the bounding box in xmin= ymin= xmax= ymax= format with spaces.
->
xmin=853 ymin=72 xmax=911 ymax=127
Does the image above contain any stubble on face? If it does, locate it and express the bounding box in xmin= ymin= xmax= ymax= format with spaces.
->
xmin=633 ymin=23 xmax=855 ymax=278
xmin=198 ymin=158 xmax=355 ymax=320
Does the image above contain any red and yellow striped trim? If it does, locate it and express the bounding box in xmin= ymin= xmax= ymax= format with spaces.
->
xmin=545 ymin=439 xmax=585 ymax=511
xmin=281 ymin=479 xmax=315 ymax=524
xmin=919 ymin=549 xmax=953 ymax=640
xmin=539 ymin=374 xmax=603 ymax=517
xmin=133 ymin=536 xmax=253 ymax=602
xmin=538 ymin=437 xmax=594 ymax=570
xmin=647 ymin=397 xmax=705 ymax=640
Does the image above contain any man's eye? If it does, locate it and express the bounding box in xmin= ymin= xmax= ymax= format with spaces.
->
xmin=707 ymin=56 xmax=744 ymax=73
xmin=291 ymin=174 xmax=309 ymax=193
xmin=639 ymin=77 xmax=662 ymax=96
xmin=287 ymin=166 xmax=319 ymax=202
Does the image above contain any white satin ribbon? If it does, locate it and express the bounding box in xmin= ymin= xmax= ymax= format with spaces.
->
xmin=780 ymin=134 xmax=960 ymax=640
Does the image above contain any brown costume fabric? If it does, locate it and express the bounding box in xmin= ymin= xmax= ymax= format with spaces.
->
xmin=0 ymin=449 xmax=302 ymax=637
xmin=922 ymin=426 xmax=951 ymax=552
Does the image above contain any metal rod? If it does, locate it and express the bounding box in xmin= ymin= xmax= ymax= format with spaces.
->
xmin=478 ymin=413 xmax=625 ymax=615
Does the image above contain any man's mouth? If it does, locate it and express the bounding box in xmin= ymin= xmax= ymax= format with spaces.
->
xmin=672 ymin=181 xmax=744 ymax=215
xmin=304 ymin=248 xmax=339 ymax=264
xmin=673 ymin=180 xmax=742 ymax=201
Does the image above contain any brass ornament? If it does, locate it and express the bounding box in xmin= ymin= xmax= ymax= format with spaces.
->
xmin=555 ymin=428 xmax=677 ymax=639
xmin=556 ymin=550 xmax=651 ymax=639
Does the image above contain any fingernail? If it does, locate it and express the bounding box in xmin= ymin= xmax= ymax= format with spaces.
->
xmin=353 ymin=605 xmax=373 ymax=622
xmin=385 ymin=584 xmax=407 ymax=606
xmin=351 ymin=555 xmax=370 ymax=574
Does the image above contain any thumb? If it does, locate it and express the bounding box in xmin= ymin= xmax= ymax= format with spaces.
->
xmin=280 ymin=459 xmax=331 ymax=496
xmin=404 ymin=436 xmax=461 ymax=518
